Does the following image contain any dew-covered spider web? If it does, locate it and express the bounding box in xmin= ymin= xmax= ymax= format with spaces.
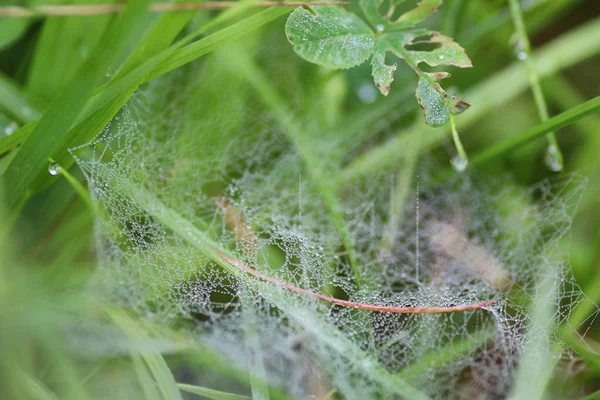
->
xmin=72 ymin=53 xmax=598 ymax=399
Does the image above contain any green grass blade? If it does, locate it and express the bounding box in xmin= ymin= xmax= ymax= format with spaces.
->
xmin=242 ymin=300 xmax=270 ymax=400
xmin=110 ymin=309 xmax=184 ymax=400
xmin=2 ymin=0 xmax=152 ymax=211
xmin=26 ymin=2 xmax=115 ymax=103
xmin=114 ymin=0 xmax=197 ymax=78
xmin=470 ymin=96 xmax=600 ymax=166
xmin=397 ymin=326 xmax=496 ymax=382
xmin=579 ymin=388 xmax=600 ymax=400
xmin=0 ymin=71 xmax=42 ymax=123
xmin=145 ymin=7 xmax=292 ymax=82
xmin=0 ymin=17 xmax=31 ymax=51
xmin=177 ymin=383 xmax=251 ymax=400
xmin=132 ymin=354 xmax=163 ymax=400
xmin=16 ymin=369 xmax=60 ymax=400
xmin=509 ymin=273 xmax=560 ymax=400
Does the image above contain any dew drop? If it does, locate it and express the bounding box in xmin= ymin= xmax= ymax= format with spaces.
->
xmin=106 ymin=67 xmax=114 ymax=78
xmin=3 ymin=122 xmax=18 ymax=136
xmin=357 ymin=83 xmax=378 ymax=103
xmin=451 ymin=155 xmax=469 ymax=172
xmin=48 ymin=163 xmax=61 ymax=176
xmin=376 ymin=24 xmax=385 ymax=32
xmin=545 ymin=145 xmax=563 ymax=171
xmin=438 ymin=54 xmax=445 ymax=60
xmin=510 ymin=36 xmax=528 ymax=61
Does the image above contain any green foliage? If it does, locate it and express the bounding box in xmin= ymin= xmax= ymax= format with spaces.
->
xmin=285 ymin=2 xmax=472 ymax=126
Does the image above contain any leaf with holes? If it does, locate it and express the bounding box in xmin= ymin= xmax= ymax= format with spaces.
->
xmin=285 ymin=6 xmax=376 ymax=69
xmin=373 ymin=30 xmax=472 ymax=126
xmin=360 ymin=0 xmax=443 ymax=32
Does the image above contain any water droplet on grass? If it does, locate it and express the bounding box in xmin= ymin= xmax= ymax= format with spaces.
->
xmin=451 ymin=155 xmax=469 ymax=172
xmin=545 ymin=145 xmax=563 ymax=171
xmin=376 ymin=24 xmax=385 ymax=32
xmin=48 ymin=163 xmax=61 ymax=176
xmin=510 ymin=36 xmax=528 ymax=60
xmin=2 ymin=122 xmax=18 ymax=137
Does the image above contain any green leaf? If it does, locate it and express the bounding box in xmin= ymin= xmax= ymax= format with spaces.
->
xmin=110 ymin=309 xmax=184 ymax=400
xmin=415 ymin=76 xmax=449 ymax=126
xmin=371 ymin=40 xmax=397 ymax=96
xmin=285 ymin=6 xmax=375 ymax=69
xmin=359 ymin=0 xmax=443 ymax=32
xmin=178 ymin=383 xmax=251 ymax=400
xmin=373 ymin=30 xmax=471 ymax=125
xmin=0 ymin=18 xmax=31 ymax=51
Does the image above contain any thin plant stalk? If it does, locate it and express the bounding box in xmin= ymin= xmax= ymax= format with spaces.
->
xmin=508 ymin=0 xmax=563 ymax=171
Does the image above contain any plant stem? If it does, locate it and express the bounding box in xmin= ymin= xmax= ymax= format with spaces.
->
xmin=449 ymin=113 xmax=469 ymax=170
xmin=508 ymin=0 xmax=563 ymax=171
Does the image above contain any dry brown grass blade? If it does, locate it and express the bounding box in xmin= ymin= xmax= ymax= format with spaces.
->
xmin=217 ymin=250 xmax=496 ymax=314
xmin=0 ymin=2 xmax=349 ymax=17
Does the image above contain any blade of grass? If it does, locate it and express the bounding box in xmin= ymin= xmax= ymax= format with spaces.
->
xmin=338 ymin=17 xmax=600 ymax=185
xmin=114 ymin=0 xmax=197 ymax=78
xmin=131 ymin=354 xmax=163 ymax=400
xmin=0 ymin=71 xmax=43 ymax=123
xmin=110 ymin=309 xmax=184 ymax=400
xmin=397 ymin=326 xmax=496 ymax=382
xmin=2 ymin=0 xmax=152 ymax=211
xmin=177 ymin=383 xmax=251 ymax=400
xmin=579 ymin=388 xmax=600 ymax=400
xmin=510 ymin=272 xmax=560 ymax=400
xmin=242 ymin=299 xmax=271 ymax=400
xmin=16 ymin=369 xmax=60 ymax=400
xmin=26 ymin=0 xmax=114 ymax=103
xmin=469 ymin=96 xmax=600 ymax=166
xmin=0 ymin=17 xmax=31 ymax=50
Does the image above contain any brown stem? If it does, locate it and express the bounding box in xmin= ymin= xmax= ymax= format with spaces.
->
xmin=0 ymin=2 xmax=349 ymax=17
xmin=216 ymin=250 xmax=495 ymax=314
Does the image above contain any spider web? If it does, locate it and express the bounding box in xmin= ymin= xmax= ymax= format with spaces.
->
xmin=72 ymin=55 xmax=597 ymax=399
